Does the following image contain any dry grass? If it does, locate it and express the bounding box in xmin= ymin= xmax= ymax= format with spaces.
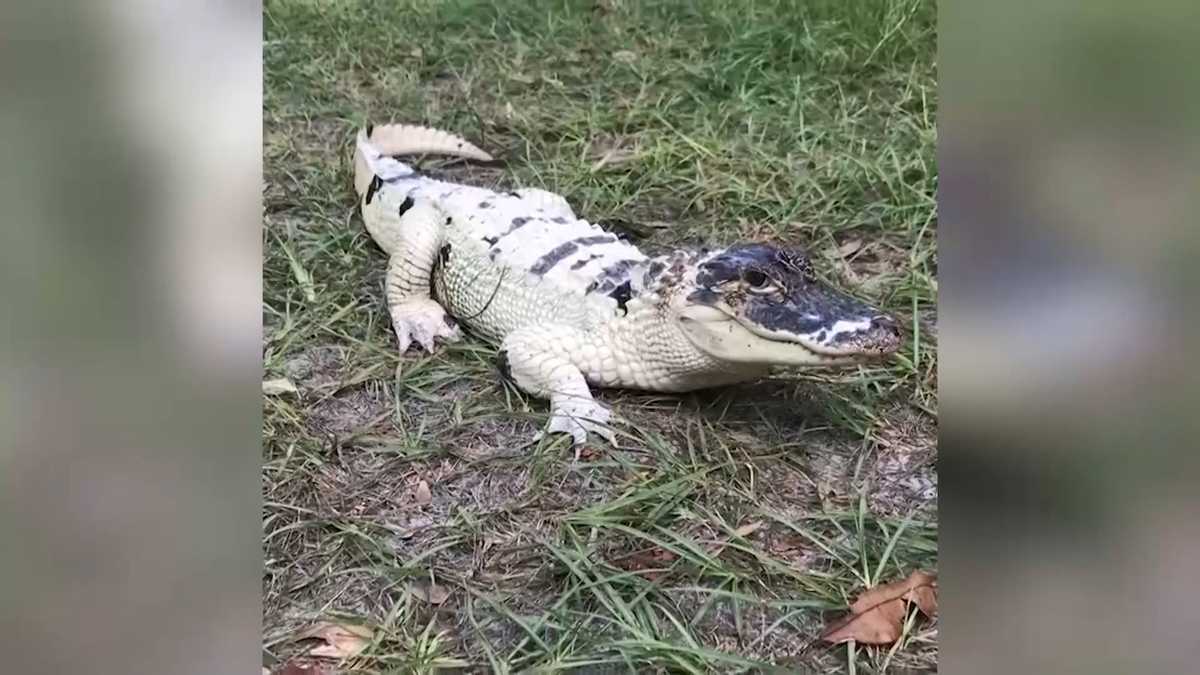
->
xmin=264 ymin=0 xmax=937 ymax=671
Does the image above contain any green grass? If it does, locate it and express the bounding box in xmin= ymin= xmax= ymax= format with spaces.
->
xmin=263 ymin=0 xmax=937 ymax=672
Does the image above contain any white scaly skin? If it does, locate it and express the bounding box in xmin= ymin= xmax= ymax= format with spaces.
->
xmin=353 ymin=123 xmax=898 ymax=445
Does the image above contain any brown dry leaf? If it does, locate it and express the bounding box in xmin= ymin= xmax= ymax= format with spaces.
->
xmin=615 ymin=547 xmax=678 ymax=581
xmin=706 ymin=520 xmax=764 ymax=556
xmin=408 ymin=580 xmax=451 ymax=605
xmin=577 ymin=445 xmax=603 ymax=461
xmin=821 ymin=570 xmax=938 ymax=645
xmin=902 ymin=583 xmax=938 ymax=618
xmin=296 ymin=621 xmax=374 ymax=659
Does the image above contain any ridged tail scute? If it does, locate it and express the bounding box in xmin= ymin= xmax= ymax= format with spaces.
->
xmin=353 ymin=123 xmax=494 ymax=197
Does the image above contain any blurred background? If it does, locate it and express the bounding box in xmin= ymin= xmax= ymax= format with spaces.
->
xmin=0 ymin=1 xmax=262 ymax=674
xmin=1 ymin=0 xmax=1197 ymax=673
xmin=941 ymin=0 xmax=1200 ymax=672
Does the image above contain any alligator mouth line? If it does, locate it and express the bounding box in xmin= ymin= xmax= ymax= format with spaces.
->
xmin=679 ymin=313 xmax=870 ymax=367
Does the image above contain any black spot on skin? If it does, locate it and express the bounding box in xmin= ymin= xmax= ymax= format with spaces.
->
xmin=814 ymin=330 xmax=826 ymax=342
xmin=443 ymin=313 xmax=458 ymax=328
xmin=608 ymin=281 xmax=632 ymax=313
xmin=397 ymin=196 xmax=415 ymax=217
xmin=438 ymin=244 xmax=451 ymax=266
xmin=489 ymin=249 xmax=499 ymax=261
xmin=510 ymin=216 xmax=530 ymax=228
xmin=551 ymin=216 xmax=569 ymax=224
xmin=482 ymin=236 xmax=499 ymax=246
xmin=445 ymin=217 xmax=453 ymax=225
xmin=496 ymin=349 xmax=514 ymax=382
xmin=364 ymin=175 xmax=383 ymax=205
xmin=508 ymin=191 xmax=521 ymax=198
xmin=366 ymin=124 xmax=374 ymax=137
xmin=479 ymin=200 xmax=493 ymax=209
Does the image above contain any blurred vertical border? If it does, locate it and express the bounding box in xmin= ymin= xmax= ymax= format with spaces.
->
xmin=1 ymin=1 xmax=262 ymax=674
xmin=941 ymin=0 xmax=1200 ymax=672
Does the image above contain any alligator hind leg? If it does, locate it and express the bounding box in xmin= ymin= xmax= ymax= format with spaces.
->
xmin=499 ymin=325 xmax=615 ymax=447
xmin=382 ymin=201 xmax=461 ymax=353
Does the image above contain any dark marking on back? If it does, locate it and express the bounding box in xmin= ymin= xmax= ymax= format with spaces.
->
xmin=507 ymin=191 xmax=521 ymax=198
xmin=445 ymin=216 xmax=453 ymax=225
xmin=570 ymin=253 xmax=602 ymax=270
xmin=575 ymin=234 xmax=617 ymax=247
xmin=551 ymin=216 xmax=569 ymax=224
xmin=531 ymin=236 xmax=620 ymax=276
xmin=482 ymin=235 xmax=499 ymax=246
xmin=397 ymin=196 xmax=415 ymax=218
xmin=366 ymin=124 xmax=374 ymax=137
xmin=587 ymin=258 xmax=640 ymax=294
xmin=438 ymin=244 xmax=451 ymax=266
xmin=479 ymin=200 xmax=493 ymax=209
xmin=365 ymin=175 xmax=383 ymax=205
xmin=495 ymin=215 xmax=535 ymax=241
xmin=609 ymin=281 xmax=632 ymax=314
xmin=530 ymin=241 xmax=579 ymax=275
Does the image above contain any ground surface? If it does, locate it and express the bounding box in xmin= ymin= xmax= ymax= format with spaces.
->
xmin=263 ymin=0 xmax=937 ymax=672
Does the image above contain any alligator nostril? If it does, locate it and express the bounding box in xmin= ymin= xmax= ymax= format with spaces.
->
xmin=873 ymin=316 xmax=901 ymax=339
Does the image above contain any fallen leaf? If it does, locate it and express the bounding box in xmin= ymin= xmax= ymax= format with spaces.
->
xmin=263 ymin=378 xmax=299 ymax=396
xmin=577 ymin=445 xmax=603 ymax=461
xmin=614 ymin=547 xmax=677 ymax=581
xmin=295 ymin=621 xmax=374 ymax=659
xmin=821 ymin=570 xmax=937 ymax=645
xmin=902 ymin=583 xmax=938 ymax=618
xmin=837 ymin=238 xmax=864 ymax=259
xmin=408 ymin=580 xmax=450 ymax=605
xmin=412 ymin=480 xmax=432 ymax=506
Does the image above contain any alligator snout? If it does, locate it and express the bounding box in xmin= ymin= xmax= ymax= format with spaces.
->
xmin=864 ymin=315 xmax=903 ymax=355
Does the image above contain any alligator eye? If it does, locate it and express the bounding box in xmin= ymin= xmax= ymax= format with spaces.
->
xmin=743 ymin=270 xmax=772 ymax=291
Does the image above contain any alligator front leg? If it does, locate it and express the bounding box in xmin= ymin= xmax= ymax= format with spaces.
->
xmin=499 ymin=325 xmax=616 ymax=447
xmin=384 ymin=201 xmax=461 ymax=353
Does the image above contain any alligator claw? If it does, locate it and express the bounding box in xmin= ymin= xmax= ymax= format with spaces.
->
xmin=391 ymin=299 xmax=461 ymax=354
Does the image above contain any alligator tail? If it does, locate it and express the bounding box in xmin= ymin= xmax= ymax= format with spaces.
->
xmin=353 ymin=123 xmax=494 ymax=196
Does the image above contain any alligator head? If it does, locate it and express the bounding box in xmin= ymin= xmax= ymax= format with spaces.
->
xmin=664 ymin=243 xmax=901 ymax=367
